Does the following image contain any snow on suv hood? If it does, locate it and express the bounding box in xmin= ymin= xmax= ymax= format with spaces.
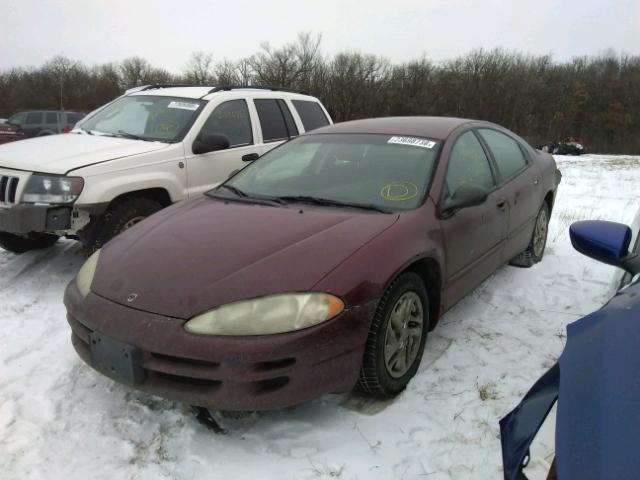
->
xmin=0 ymin=133 xmax=169 ymax=174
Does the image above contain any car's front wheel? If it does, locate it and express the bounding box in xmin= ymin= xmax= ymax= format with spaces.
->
xmin=0 ymin=231 xmax=59 ymax=253
xmin=358 ymin=272 xmax=429 ymax=398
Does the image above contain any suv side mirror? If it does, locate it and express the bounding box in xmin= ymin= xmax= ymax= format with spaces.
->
xmin=193 ymin=133 xmax=230 ymax=155
xmin=442 ymin=184 xmax=488 ymax=215
xmin=570 ymin=220 xmax=640 ymax=274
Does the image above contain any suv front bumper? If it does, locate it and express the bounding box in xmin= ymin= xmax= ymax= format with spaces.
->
xmin=0 ymin=204 xmax=71 ymax=234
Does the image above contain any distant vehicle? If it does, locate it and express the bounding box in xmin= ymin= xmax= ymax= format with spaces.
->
xmin=539 ymin=137 xmax=586 ymax=156
xmin=6 ymin=110 xmax=86 ymax=137
xmin=0 ymin=123 xmax=26 ymax=145
xmin=64 ymin=116 xmax=561 ymax=411
xmin=0 ymin=85 xmax=332 ymax=253
xmin=501 ymin=219 xmax=640 ymax=480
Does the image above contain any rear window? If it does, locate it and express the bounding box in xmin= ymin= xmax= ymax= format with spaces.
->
xmin=478 ymin=129 xmax=528 ymax=180
xmin=254 ymin=99 xmax=290 ymax=142
xmin=67 ymin=113 xmax=84 ymax=124
xmin=292 ymin=100 xmax=329 ymax=131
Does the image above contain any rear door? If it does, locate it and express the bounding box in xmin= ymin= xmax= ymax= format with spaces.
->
xmin=185 ymin=99 xmax=257 ymax=196
xmin=44 ymin=112 xmax=60 ymax=133
xmin=477 ymin=128 xmax=542 ymax=262
xmin=440 ymin=130 xmax=508 ymax=308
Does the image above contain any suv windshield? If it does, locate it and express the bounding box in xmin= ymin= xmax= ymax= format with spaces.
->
xmin=220 ymin=133 xmax=441 ymax=212
xmin=81 ymin=95 xmax=205 ymax=142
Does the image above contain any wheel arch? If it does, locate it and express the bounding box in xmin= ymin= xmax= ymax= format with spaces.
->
xmin=391 ymin=257 xmax=443 ymax=331
xmin=107 ymin=187 xmax=173 ymax=210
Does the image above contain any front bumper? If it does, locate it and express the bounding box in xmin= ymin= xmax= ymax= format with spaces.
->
xmin=0 ymin=204 xmax=71 ymax=233
xmin=64 ymin=283 xmax=374 ymax=410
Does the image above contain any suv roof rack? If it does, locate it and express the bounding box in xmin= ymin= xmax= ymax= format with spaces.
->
xmin=204 ymin=85 xmax=307 ymax=96
xmin=139 ymin=84 xmax=204 ymax=91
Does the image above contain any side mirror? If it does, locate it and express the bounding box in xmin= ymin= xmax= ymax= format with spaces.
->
xmin=442 ymin=184 xmax=488 ymax=215
xmin=193 ymin=133 xmax=230 ymax=155
xmin=570 ymin=220 xmax=640 ymax=274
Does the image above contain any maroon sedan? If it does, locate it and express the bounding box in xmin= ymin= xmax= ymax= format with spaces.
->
xmin=65 ymin=117 xmax=560 ymax=410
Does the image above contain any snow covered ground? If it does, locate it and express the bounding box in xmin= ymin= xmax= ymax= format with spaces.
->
xmin=1 ymin=154 xmax=639 ymax=480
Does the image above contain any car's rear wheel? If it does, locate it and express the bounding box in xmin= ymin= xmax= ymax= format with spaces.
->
xmin=509 ymin=203 xmax=550 ymax=268
xmin=0 ymin=231 xmax=59 ymax=253
xmin=82 ymin=197 xmax=163 ymax=252
xmin=357 ymin=272 xmax=429 ymax=398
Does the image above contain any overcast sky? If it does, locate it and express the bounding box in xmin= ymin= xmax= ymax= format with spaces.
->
xmin=1 ymin=0 xmax=637 ymax=72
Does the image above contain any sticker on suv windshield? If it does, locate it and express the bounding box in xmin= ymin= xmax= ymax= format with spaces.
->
xmin=167 ymin=101 xmax=200 ymax=111
xmin=387 ymin=136 xmax=436 ymax=149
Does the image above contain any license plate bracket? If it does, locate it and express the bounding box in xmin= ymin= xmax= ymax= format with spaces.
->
xmin=88 ymin=332 xmax=145 ymax=385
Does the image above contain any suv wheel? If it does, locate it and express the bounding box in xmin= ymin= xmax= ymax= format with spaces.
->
xmin=82 ymin=197 xmax=163 ymax=252
xmin=0 ymin=232 xmax=59 ymax=254
xmin=357 ymin=272 xmax=429 ymax=398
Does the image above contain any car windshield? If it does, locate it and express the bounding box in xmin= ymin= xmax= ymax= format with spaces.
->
xmin=219 ymin=133 xmax=441 ymax=212
xmin=80 ymin=95 xmax=205 ymax=142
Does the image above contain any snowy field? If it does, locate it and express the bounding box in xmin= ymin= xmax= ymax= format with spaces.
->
xmin=1 ymin=154 xmax=639 ymax=480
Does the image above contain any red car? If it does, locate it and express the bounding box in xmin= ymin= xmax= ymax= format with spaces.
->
xmin=0 ymin=123 xmax=25 ymax=145
xmin=65 ymin=117 xmax=561 ymax=410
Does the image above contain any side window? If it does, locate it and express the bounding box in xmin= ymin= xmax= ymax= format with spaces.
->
xmin=278 ymin=99 xmax=298 ymax=137
xmin=200 ymin=100 xmax=252 ymax=147
xmin=478 ymin=129 xmax=527 ymax=180
xmin=254 ymin=99 xmax=289 ymax=142
xmin=25 ymin=112 xmax=43 ymax=125
xmin=445 ymin=131 xmax=495 ymax=197
xmin=46 ymin=112 xmax=58 ymax=124
xmin=8 ymin=112 xmax=26 ymax=125
xmin=292 ymin=100 xmax=329 ymax=131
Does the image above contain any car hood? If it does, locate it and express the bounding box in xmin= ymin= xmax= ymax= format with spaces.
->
xmin=91 ymin=196 xmax=399 ymax=319
xmin=0 ymin=133 xmax=170 ymax=174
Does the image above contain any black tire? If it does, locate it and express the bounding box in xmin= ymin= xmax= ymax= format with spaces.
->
xmin=81 ymin=197 xmax=162 ymax=252
xmin=0 ymin=231 xmax=59 ymax=254
xmin=509 ymin=203 xmax=550 ymax=268
xmin=357 ymin=272 xmax=429 ymax=398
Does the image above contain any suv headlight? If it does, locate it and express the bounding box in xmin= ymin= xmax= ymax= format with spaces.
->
xmin=184 ymin=293 xmax=345 ymax=336
xmin=22 ymin=174 xmax=84 ymax=204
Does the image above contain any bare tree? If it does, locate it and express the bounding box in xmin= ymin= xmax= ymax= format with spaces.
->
xmin=184 ymin=52 xmax=215 ymax=85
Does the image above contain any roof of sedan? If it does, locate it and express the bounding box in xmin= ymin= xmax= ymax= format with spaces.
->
xmin=309 ymin=116 xmax=476 ymax=140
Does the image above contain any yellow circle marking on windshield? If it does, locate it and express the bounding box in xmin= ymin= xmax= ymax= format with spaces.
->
xmin=380 ymin=182 xmax=419 ymax=201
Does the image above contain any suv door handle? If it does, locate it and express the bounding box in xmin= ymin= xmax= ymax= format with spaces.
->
xmin=242 ymin=153 xmax=259 ymax=162
xmin=496 ymin=198 xmax=507 ymax=210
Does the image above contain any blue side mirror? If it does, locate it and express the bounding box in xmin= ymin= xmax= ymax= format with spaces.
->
xmin=570 ymin=220 xmax=636 ymax=272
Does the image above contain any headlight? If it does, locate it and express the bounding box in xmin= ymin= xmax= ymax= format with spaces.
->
xmin=22 ymin=174 xmax=84 ymax=204
xmin=76 ymin=250 xmax=100 ymax=298
xmin=184 ymin=293 xmax=345 ymax=336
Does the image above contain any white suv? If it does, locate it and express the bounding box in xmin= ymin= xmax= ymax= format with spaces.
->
xmin=0 ymin=85 xmax=332 ymax=253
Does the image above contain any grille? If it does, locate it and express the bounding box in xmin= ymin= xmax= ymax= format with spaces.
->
xmin=0 ymin=176 xmax=19 ymax=204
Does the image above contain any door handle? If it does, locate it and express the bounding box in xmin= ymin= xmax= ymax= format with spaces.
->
xmin=496 ymin=198 xmax=507 ymax=210
xmin=533 ymin=178 xmax=540 ymax=185
xmin=242 ymin=153 xmax=259 ymax=162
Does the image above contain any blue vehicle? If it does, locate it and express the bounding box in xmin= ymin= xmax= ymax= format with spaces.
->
xmin=500 ymin=219 xmax=640 ymax=480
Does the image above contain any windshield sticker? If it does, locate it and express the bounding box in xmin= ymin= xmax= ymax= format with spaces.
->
xmin=380 ymin=182 xmax=419 ymax=201
xmin=167 ymin=101 xmax=200 ymax=111
xmin=387 ymin=136 xmax=436 ymax=149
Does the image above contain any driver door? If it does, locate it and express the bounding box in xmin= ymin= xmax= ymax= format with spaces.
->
xmin=439 ymin=130 xmax=509 ymax=308
xmin=185 ymin=99 xmax=259 ymax=196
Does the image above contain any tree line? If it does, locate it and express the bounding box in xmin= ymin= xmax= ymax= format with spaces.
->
xmin=0 ymin=33 xmax=638 ymax=153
